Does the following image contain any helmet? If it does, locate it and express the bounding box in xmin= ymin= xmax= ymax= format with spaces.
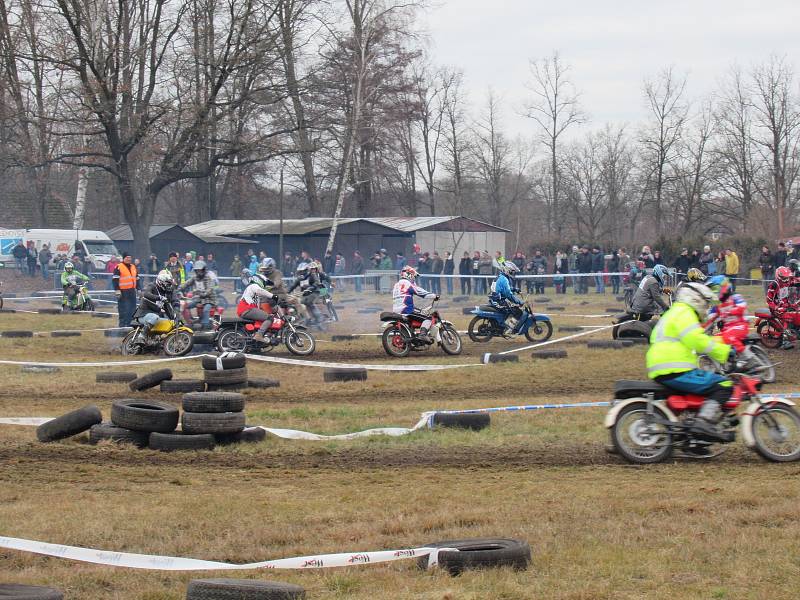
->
xmin=790 ymin=258 xmax=800 ymax=274
xmin=261 ymin=257 xmax=276 ymax=269
xmin=310 ymin=260 xmax=322 ymax=271
xmin=706 ymin=275 xmax=730 ymax=301
xmin=776 ymin=266 xmax=792 ymax=283
xmin=296 ymin=263 xmax=310 ymax=276
xmin=193 ymin=260 xmax=207 ymax=278
xmin=64 ymin=261 xmax=74 ymax=272
xmin=250 ymin=273 xmax=268 ymax=288
xmin=652 ymin=264 xmax=668 ymax=285
xmin=675 ymin=282 xmax=714 ymax=316
xmin=400 ymin=266 xmax=418 ymax=281
xmin=156 ymin=270 xmax=174 ymax=291
xmin=501 ymin=261 xmax=520 ymax=277
xmin=258 ymin=261 xmax=275 ymax=276
xmin=686 ymin=267 xmax=706 ymax=282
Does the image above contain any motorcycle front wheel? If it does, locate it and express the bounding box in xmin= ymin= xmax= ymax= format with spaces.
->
xmin=750 ymin=405 xmax=800 ymax=462
xmin=467 ymin=316 xmax=495 ymax=343
xmin=611 ymin=402 xmax=673 ymax=464
xmin=382 ymin=325 xmax=411 ymax=357
xmin=121 ymin=330 xmax=142 ymax=356
xmin=524 ymin=319 xmax=553 ymax=343
xmin=439 ymin=324 xmax=462 ymax=355
xmin=163 ymin=330 xmax=194 ymax=357
xmin=285 ymin=330 xmax=316 ymax=356
xmin=217 ymin=329 xmax=248 ymax=353
xmin=757 ymin=320 xmax=783 ymax=349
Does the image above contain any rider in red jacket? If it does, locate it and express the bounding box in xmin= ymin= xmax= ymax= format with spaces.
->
xmin=765 ymin=266 xmax=799 ymax=349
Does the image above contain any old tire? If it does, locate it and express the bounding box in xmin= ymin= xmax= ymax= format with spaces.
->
xmin=430 ymin=412 xmax=490 ymax=431
xmin=181 ymin=411 xmax=246 ymax=434
xmin=38 ymin=308 xmax=62 ymax=315
xmin=0 ymin=584 xmax=64 ymax=599
xmin=206 ymin=383 xmax=247 ymax=392
xmin=532 ymin=349 xmax=567 ymax=359
xmin=485 ymin=354 xmax=519 ymax=363
xmin=215 ymin=427 xmax=268 ymax=446
xmin=182 ymin=392 xmax=245 ymax=413
xmin=148 ymin=432 xmax=215 ymax=452
xmin=21 ymin=365 xmax=61 ymax=374
xmin=615 ymin=320 xmax=653 ymax=340
xmin=588 ymin=340 xmax=632 ymax=349
xmin=129 ymin=369 xmax=174 ymax=391
xmin=203 ymin=367 xmax=248 ymax=385
xmin=417 ymin=538 xmax=531 ymax=575
xmin=547 ymin=306 xmax=565 ymax=311
xmin=104 ymin=328 xmax=132 ymax=338
xmin=36 ymin=405 xmax=102 ymax=442
xmin=160 ymin=379 xmax=206 ymax=394
xmin=88 ymin=422 xmax=149 ymax=447
xmin=331 ymin=335 xmax=357 ymax=341
xmin=91 ymin=312 xmax=113 ymax=318
xmin=50 ymin=330 xmax=81 ymax=337
xmin=323 ymin=368 xmax=367 ymax=382
xmin=186 ymin=579 xmax=305 ymax=600
xmin=111 ymin=399 xmax=179 ymax=433
xmin=559 ymin=326 xmax=581 ymax=332
xmin=2 ymin=330 xmax=33 ymax=338
xmin=248 ymin=377 xmax=280 ymax=389
xmin=96 ymin=371 xmax=137 ymax=383
xmin=201 ymin=353 xmax=246 ymax=371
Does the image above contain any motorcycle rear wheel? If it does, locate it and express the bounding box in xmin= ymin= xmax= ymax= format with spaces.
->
xmin=163 ymin=330 xmax=194 ymax=357
xmin=439 ymin=324 xmax=462 ymax=355
xmin=217 ymin=329 xmax=248 ymax=353
xmin=382 ymin=325 xmax=411 ymax=357
xmin=285 ymin=330 xmax=316 ymax=356
xmin=749 ymin=345 xmax=776 ymax=383
xmin=611 ymin=402 xmax=673 ymax=464
xmin=524 ymin=319 xmax=553 ymax=343
xmin=750 ymin=405 xmax=800 ymax=462
xmin=467 ymin=316 xmax=495 ymax=343
xmin=757 ymin=320 xmax=783 ymax=349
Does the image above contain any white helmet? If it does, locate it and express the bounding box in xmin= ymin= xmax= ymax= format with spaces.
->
xmin=156 ymin=270 xmax=174 ymax=291
xmin=64 ymin=261 xmax=74 ymax=272
xmin=501 ymin=261 xmax=520 ymax=276
xmin=675 ymin=282 xmax=714 ymax=316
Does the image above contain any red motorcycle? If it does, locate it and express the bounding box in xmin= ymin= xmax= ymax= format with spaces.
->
xmin=180 ymin=291 xmax=224 ymax=329
xmin=213 ymin=302 xmax=315 ymax=356
xmin=754 ymin=307 xmax=800 ymax=348
xmin=606 ymin=374 xmax=800 ymax=464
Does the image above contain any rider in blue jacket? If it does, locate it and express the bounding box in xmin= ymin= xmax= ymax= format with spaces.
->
xmin=489 ymin=261 xmax=524 ymax=331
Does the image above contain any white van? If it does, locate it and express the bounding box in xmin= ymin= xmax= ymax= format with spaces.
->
xmin=0 ymin=229 xmax=120 ymax=270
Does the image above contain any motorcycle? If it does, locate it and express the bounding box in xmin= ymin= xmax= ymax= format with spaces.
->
xmin=214 ymin=302 xmax=315 ymax=356
xmin=61 ymin=277 xmax=95 ymax=312
xmin=380 ymin=300 xmax=462 ymax=358
xmin=180 ymin=291 xmax=223 ymax=330
xmin=121 ymin=316 xmax=194 ymax=357
xmin=754 ymin=307 xmax=800 ymax=349
xmin=700 ymin=320 xmax=776 ymax=383
xmin=605 ymin=374 xmax=800 ymax=464
xmin=467 ymin=299 xmax=552 ymax=343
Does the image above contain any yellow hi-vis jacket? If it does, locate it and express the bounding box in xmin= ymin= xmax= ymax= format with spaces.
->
xmin=646 ymin=302 xmax=731 ymax=379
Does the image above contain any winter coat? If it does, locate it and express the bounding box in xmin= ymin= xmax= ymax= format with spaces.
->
xmin=673 ymin=255 xmax=691 ymax=273
xmin=576 ymin=252 xmax=593 ymax=274
xmin=630 ymin=275 xmax=669 ymax=314
xmin=443 ymin=258 xmax=455 ymax=275
xmin=591 ymin=251 xmax=604 ymax=272
xmin=458 ymin=258 xmax=472 ymax=275
xmin=430 ymin=257 xmax=444 ymax=274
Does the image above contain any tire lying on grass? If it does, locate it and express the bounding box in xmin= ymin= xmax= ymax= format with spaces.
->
xmin=417 ymin=538 xmax=531 ymax=575
xmin=111 ymin=399 xmax=179 ymax=433
xmin=50 ymin=330 xmax=81 ymax=337
xmin=430 ymin=412 xmax=490 ymax=431
xmin=323 ymin=368 xmax=367 ymax=383
xmin=0 ymin=584 xmax=64 ymax=599
xmin=214 ymin=427 xmax=267 ymax=446
xmin=182 ymin=392 xmax=245 ymax=413
xmin=331 ymin=335 xmax=357 ymax=342
xmin=181 ymin=411 xmax=246 ymax=435
xmin=36 ymin=405 xmax=102 ymax=443
xmin=148 ymin=432 xmax=215 ymax=452
xmin=91 ymin=312 xmax=113 ymax=319
xmin=201 ymin=353 xmax=246 ymax=371
xmin=248 ymin=377 xmax=280 ymax=389
xmin=587 ymin=340 xmax=633 ymax=350
xmin=160 ymin=379 xmax=206 ymax=394
xmin=485 ymin=354 xmax=519 ymax=364
xmin=558 ymin=326 xmax=581 ymax=332
xmin=21 ymin=365 xmax=61 ymax=374
xmin=37 ymin=308 xmax=62 ymax=315
xmin=129 ymin=368 xmax=173 ymax=391
xmin=1 ymin=330 xmax=33 ymax=338
xmin=186 ymin=579 xmax=305 ymax=600
xmin=206 ymin=383 xmax=247 ymax=392
xmin=531 ymin=349 xmax=567 ymax=359
xmin=96 ymin=371 xmax=137 ymax=383
xmin=203 ymin=367 xmax=248 ymax=385
xmin=89 ymin=422 xmax=149 ymax=447
xmin=614 ymin=320 xmax=653 ymax=340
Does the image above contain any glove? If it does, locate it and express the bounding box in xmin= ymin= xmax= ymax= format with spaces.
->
xmin=728 ymin=346 xmax=737 ymax=361
xmin=434 ymin=295 xmax=440 ymax=301
xmin=662 ymin=287 xmax=673 ymax=295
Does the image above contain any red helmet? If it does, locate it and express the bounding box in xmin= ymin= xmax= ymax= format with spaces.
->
xmin=776 ymin=266 xmax=792 ymax=283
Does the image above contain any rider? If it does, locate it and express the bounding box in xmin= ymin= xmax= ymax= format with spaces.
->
xmin=178 ymin=260 xmax=218 ymax=327
xmin=489 ymin=260 xmax=524 ymax=332
xmin=288 ymin=261 xmax=331 ymax=325
xmin=627 ymin=264 xmax=670 ymax=321
xmin=60 ymin=261 xmax=90 ymax=309
xmin=237 ymin=272 xmax=276 ymax=343
xmin=705 ymin=275 xmax=757 ymax=369
xmin=766 ymin=265 xmax=800 ymax=349
xmin=259 ymin=261 xmax=306 ymax=320
xmin=392 ymin=265 xmax=438 ymax=343
xmin=647 ymin=282 xmax=734 ymax=442
xmin=131 ymin=270 xmax=179 ymax=340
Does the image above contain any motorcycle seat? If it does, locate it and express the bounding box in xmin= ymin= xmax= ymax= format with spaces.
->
xmin=380 ymin=312 xmax=408 ymax=322
xmin=613 ymin=379 xmax=671 ymax=400
xmin=478 ymin=304 xmax=501 ymax=313
xmin=754 ymin=308 xmax=773 ymax=319
xmin=220 ymin=316 xmax=255 ymax=325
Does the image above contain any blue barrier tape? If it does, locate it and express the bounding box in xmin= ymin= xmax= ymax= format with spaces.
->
xmin=432 ymin=401 xmax=613 ymax=415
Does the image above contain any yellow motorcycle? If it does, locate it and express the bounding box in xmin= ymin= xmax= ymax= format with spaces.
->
xmin=121 ymin=317 xmax=194 ymax=357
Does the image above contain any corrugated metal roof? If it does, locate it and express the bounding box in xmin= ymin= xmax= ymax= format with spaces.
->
xmin=366 ymin=216 xmax=509 ymax=232
xmin=196 ymin=234 xmax=257 ymax=244
xmin=186 ymin=219 xmax=362 ymax=237
xmin=107 ymin=224 xmax=183 ymax=241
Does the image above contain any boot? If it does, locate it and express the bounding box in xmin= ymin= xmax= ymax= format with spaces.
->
xmin=418 ymin=327 xmax=433 ymax=344
xmin=505 ymin=317 xmax=518 ymax=332
xmin=690 ymin=401 xmax=733 ymax=443
xmin=736 ymin=347 xmax=758 ymax=371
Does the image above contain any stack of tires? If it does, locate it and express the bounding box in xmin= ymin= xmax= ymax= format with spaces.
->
xmin=202 ymin=353 xmax=248 ymax=391
xmin=107 ymin=398 xmax=190 ymax=450
xmin=181 ymin=391 xmax=265 ymax=446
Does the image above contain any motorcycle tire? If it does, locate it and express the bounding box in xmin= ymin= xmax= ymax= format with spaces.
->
xmin=523 ymin=319 xmax=553 ymax=343
xmin=749 ymin=345 xmax=776 ymax=383
xmin=611 ymin=401 xmax=673 ymax=464
xmin=217 ymin=329 xmax=248 ymax=353
xmin=163 ymin=330 xmax=193 ymax=357
xmin=467 ymin=316 xmax=495 ymax=343
xmin=757 ymin=320 xmax=783 ymax=349
xmin=120 ymin=330 xmax=142 ymax=356
xmin=439 ymin=324 xmax=463 ymax=355
xmin=285 ymin=330 xmax=316 ymax=356
xmin=749 ymin=405 xmax=800 ymax=462
xmin=381 ymin=324 xmax=411 ymax=358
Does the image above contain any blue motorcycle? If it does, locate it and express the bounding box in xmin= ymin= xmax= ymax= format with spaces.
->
xmin=468 ymin=300 xmax=553 ymax=343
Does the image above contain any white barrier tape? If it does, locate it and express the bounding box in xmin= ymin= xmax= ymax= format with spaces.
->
xmin=0 ymin=417 xmax=52 ymax=426
xmin=0 ymin=536 xmax=439 ymax=571
xmin=426 ymin=548 xmax=459 ymax=569
xmin=432 ymin=401 xmax=612 ymax=415
xmin=260 ymin=414 xmax=432 ymax=441
xmin=495 ymin=323 xmax=616 ymax=356
xmin=0 ymin=355 xmax=197 ymax=368
xmin=244 ymin=353 xmax=483 ymax=371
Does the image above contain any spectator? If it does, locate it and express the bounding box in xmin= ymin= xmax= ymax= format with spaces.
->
xmin=147 ymin=254 xmax=160 ymax=274
xmin=553 ymin=250 xmax=567 ymax=294
xmin=653 ymin=250 xmax=664 ymax=265
xmin=714 ymin=251 xmax=726 ymax=279
xmin=689 ymin=249 xmax=701 ymax=270
xmin=724 ymin=248 xmax=740 ymax=292
xmin=673 ymin=248 xmax=691 ymax=279
xmin=618 ymin=247 xmax=630 ymax=268
xmin=165 ymin=252 xmax=185 ymax=284
xmin=699 ymin=245 xmax=714 ymax=275
xmin=608 ymin=250 xmax=620 ymax=295
xmin=206 ymin=253 xmax=218 ymax=274
xmin=38 ymin=244 xmax=52 ymax=281
xmin=378 ymin=249 xmax=392 ymax=270
xmin=352 ymin=250 xmax=365 ymax=293
xmin=334 ymin=252 xmax=346 ymax=290
xmin=443 ymin=251 xmax=455 ymax=295
xmin=26 ymin=241 xmax=38 ymax=276
xmin=639 ymin=245 xmax=655 ymax=268
xmin=759 ymin=245 xmax=775 ymax=293
xmin=478 ymin=251 xmax=494 ymax=295
xmin=493 ymin=250 xmax=504 ymax=275
xmin=230 ymin=255 xmax=243 ymax=277
xmin=458 ymin=251 xmax=472 ymax=295
xmin=395 ymin=252 xmax=406 ymax=270
xmin=568 ymin=245 xmax=579 ymax=293
xmin=576 ymin=246 xmax=592 ymax=294
xmin=55 ymin=254 xmax=67 ymax=271
xmin=591 ymin=246 xmax=605 ymax=293
xmin=471 ymin=251 xmax=482 ymax=295
xmin=417 ymin=252 xmax=430 ymax=289
xmin=511 ymin=251 xmax=526 ymax=271
xmin=324 ymin=250 xmax=335 ymax=274
xmin=430 ymin=251 xmax=443 ymax=295
xmin=105 ymin=255 xmax=120 ymax=289
xmin=531 ymin=250 xmax=547 ymax=294
xmin=12 ymin=241 xmax=27 ymax=275
xmin=113 ymin=253 xmax=139 ymax=328
xmin=258 ymin=251 xmax=267 ymax=264
xmin=184 ymin=252 xmax=194 ymax=276
xmin=775 ymin=242 xmax=788 ymax=269
xmin=523 ymin=257 xmax=536 ymax=294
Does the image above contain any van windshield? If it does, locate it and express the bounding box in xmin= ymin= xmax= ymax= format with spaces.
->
xmin=82 ymin=241 xmax=118 ymax=256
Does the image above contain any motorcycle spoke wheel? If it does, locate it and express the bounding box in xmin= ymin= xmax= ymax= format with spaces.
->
xmin=381 ymin=326 xmax=410 ymax=357
xmin=439 ymin=325 xmax=463 ymax=355
xmin=163 ymin=330 xmax=193 ymax=357
xmin=217 ymin=330 xmax=247 ymax=353
xmin=286 ymin=331 xmax=316 ymax=356
xmin=612 ymin=404 xmax=673 ymax=464
xmin=121 ymin=331 xmax=142 ymax=356
xmin=757 ymin=321 xmax=783 ymax=349
xmin=467 ymin=317 xmax=494 ymax=343
xmin=750 ymin=346 xmax=776 ymax=383
xmin=524 ymin=319 xmax=553 ymax=343
xmin=751 ymin=406 xmax=800 ymax=462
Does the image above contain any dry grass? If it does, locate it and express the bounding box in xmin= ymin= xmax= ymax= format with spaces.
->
xmin=0 ymin=287 xmax=798 ymax=599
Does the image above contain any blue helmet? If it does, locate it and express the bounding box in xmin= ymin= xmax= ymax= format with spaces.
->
xmin=652 ymin=264 xmax=668 ymax=285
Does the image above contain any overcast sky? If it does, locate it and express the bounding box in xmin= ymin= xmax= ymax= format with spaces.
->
xmin=422 ymin=0 xmax=800 ymax=136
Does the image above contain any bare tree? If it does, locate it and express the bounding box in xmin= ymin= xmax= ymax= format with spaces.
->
xmin=562 ymin=132 xmax=607 ymax=241
xmin=472 ymin=89 xmax=510 ymax=224
xmin=439 ymin=67 xmax=469 ymax=215
xmin=523 ymin=51 xmax=584 ymax=238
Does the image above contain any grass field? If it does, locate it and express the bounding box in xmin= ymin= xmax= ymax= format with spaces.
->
xmin=1 ymin=285 xmax=799 ymax=599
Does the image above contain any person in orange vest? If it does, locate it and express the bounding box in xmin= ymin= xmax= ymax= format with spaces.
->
xmin=113 ymin=253 xmax=140 ymax=327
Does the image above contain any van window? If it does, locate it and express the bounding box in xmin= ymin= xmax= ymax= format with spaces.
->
xmin=82 ymin=240 xmax=118 ymax=256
